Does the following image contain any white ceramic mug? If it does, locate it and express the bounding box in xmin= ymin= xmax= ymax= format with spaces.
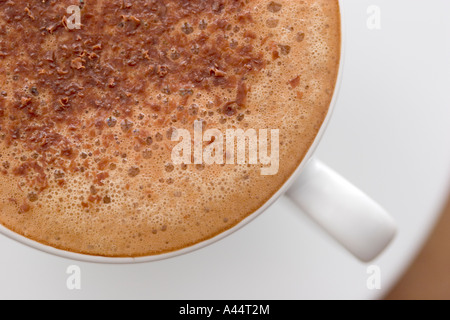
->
xmin=0 ymin=1 xmax=397 ymax=264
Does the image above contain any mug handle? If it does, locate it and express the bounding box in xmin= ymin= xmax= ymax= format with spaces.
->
xmin=285 ymin=159 xmax=397 ymax=262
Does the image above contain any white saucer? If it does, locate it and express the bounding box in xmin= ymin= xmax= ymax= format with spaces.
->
xmin=1 ymin=0 xmax=449 ymax=299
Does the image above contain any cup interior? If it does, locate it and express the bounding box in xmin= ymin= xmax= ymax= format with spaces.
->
xmin=0 ymin=0 xmax=346 ymax=264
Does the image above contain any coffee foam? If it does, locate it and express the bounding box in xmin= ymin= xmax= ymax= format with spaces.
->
xmin=0 ymin=0 xmax=341 ymax=257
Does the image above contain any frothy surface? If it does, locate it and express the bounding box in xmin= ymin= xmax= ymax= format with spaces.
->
xmin=0 ymin=0 xmax=341 ymax=257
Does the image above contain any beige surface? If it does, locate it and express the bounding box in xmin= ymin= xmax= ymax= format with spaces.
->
xmin=385 ymin=193 xmax=450 ymax=300
xmin=0 ymin=0 xmax=342 ymax=258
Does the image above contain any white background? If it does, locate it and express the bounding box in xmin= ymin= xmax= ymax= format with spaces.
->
xmin=1 ymin=0 xmax=449 ymax=299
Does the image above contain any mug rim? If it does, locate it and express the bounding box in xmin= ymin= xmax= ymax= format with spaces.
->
xmin=0 ymin=0 xmax=346 ymax=264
